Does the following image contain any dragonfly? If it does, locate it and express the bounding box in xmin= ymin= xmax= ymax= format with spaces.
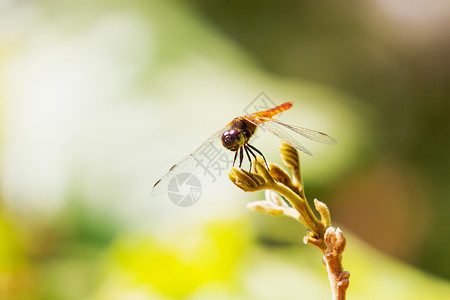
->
xmin=152 ymin=102 xmax=337 ymax=196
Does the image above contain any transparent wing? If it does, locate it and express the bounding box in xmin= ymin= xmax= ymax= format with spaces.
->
xmin=256 ymin=120 xmax=314 ymax=156
xmin=151 ymin=126 xmax=227 ymax=196
xmin=257 ymin=117 xmax=338 ymax=145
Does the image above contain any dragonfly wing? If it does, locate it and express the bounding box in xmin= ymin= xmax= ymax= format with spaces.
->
xmin=151 ymin=126 xmax=226 ymax=196
xmin=257 ymin=121 xmax=314 ymax=156
xmin=259 ymin=117 xmax=338 ymax=145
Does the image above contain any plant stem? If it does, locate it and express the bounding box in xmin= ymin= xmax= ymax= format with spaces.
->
xmin=323 ymin=227 xmax=350 ymax=300
xmin=231 ymin=151 xmax=349 ymax=299
xmin=271 ymin=182 xmax=325 ymax=236
xmin=324 ymin=254 xmax=347 ymax=300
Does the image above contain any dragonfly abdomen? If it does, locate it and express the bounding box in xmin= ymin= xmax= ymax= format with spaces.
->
xmin=252 ymin=102 xmax=293 ymax=119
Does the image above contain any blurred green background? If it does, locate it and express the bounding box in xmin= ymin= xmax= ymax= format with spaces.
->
xmin=1 ymin=0 xmax=449 ymax=299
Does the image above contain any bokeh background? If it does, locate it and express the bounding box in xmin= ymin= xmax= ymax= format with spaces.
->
xmin=1 ymin=0 xmax=449 ymax=299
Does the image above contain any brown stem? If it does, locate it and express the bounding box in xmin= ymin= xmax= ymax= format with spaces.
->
xmin=323 ymin=227 xmax=350 ymax=300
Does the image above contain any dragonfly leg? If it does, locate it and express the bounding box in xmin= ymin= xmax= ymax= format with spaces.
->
xmin=238 ymin=147 xmax=244 ymax=169
xmin=244 ymin=145 xmax=252 ymax=172
xmin=247 ymin=144 xmax=270 ymax=170
xmin=245 ymin=144 xmax=258 ymax=172
xmin=232 ymin=150 xmax=238 ymax=167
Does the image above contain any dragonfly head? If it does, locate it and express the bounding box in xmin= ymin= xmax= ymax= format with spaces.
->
xmin=222 ymin=129 xmax=245 ymax=151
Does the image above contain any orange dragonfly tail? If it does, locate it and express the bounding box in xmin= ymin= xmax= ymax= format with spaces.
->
xmin=252 ymin=102 xmax=293 ymax=119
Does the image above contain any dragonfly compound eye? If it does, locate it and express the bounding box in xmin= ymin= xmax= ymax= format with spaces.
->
xmin=221 ymin=129 xmax=245 ymax=151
